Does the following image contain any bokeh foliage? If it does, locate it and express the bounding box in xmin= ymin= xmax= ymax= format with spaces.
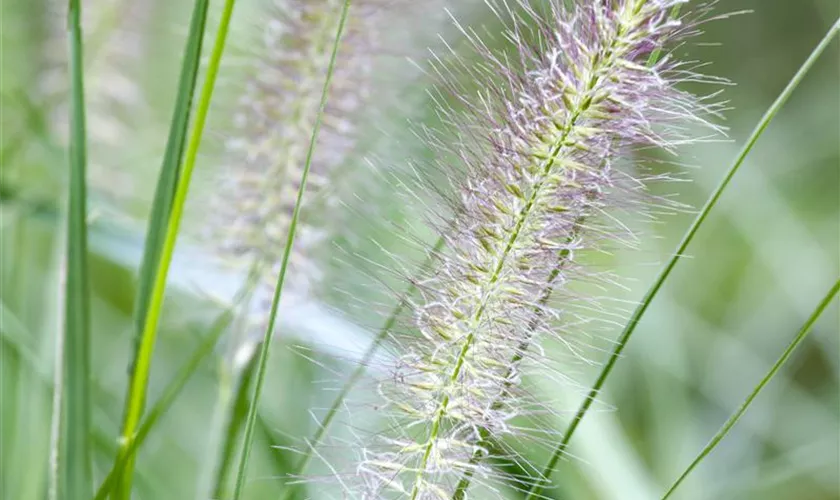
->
xmin=1 ymin=0 xmax=837 ymax=499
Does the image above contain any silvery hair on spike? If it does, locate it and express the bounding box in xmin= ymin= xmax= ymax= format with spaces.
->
xmin=353 ymin=0 xmax=722 ymax=498
xmin=194 ymin=0 xmax=383 ymax=328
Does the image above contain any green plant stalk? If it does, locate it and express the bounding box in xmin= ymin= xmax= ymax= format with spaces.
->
xmin=230 ymin=1 xmax=352 ymax=497
xmin=61 ymin=0 xmax=93 ymax=498
xmin=194 ymin=363 xmax=235 ymax=500
xmin=112 ymin=0 xmax=237 ymax=497
xmin=94 ymin=308 xmax=236 ymax=500
xmin=129 ymin=0 xmax=208 ymax=356
xmin=525 ymin=17 xmax=840 ymax=500
xmin=213 ymin=345 xmax=260 ymax=499
xmin=283 ymin=235 xmax=447 ymax=494
xmin=49 ymin=261 xmax=65 ymax=500
xmin=662 ymin=278 xmax=840 ymax=498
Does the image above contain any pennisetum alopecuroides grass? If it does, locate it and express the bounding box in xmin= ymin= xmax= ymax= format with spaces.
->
xmin=21 ymin=0 xmax=837 ymax=498
xmin=355 ymin=1 xmax=724 ymax=497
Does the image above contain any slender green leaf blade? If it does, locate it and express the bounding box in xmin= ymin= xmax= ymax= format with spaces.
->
xmin=112 ymin=0 xmax=211 ymax=497
xmin=61 ymin=0 xmax=93 ymax=497
xmin=119 ymin=0 xmax=236 ymax=445
xmin=131 ymin=0 xmax=209 ymax=338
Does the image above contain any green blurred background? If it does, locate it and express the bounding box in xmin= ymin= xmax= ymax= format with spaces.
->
xmin=1 ymin=0 xmax=837 ymax=499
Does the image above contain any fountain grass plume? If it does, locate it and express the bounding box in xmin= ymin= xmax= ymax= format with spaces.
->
xmin=355 ymin=1 xmax=723 ymax=498
xmin=197 ymin=0 xmax=386 ymax=328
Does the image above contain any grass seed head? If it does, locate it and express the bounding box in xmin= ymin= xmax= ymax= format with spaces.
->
xmin=356 ymin=1 xmax=721 ymax=497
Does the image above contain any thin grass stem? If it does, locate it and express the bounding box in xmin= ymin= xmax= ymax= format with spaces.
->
xmin=49 ymin=246 xmax=67 ymax=500
xmin=524 ymin=17 xmax=840 ymax=500
xmin=282 ymin=234 xmax=447 ymax=494
xmin=194 ymin=363 xmax=235 ymax=500
xmin=230 ymin=1 xmax=352 ymax=497
xmin=661 ymin=278 xmax=840 ymax=498
xmin=213 ymin=344 xmax=260 ymax=499
xmin=111 ymin=0 xmax=211 ymax=494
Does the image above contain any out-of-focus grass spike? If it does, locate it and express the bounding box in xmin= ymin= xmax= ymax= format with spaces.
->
xmin=231 ymin=0 xmax=353 ymax=497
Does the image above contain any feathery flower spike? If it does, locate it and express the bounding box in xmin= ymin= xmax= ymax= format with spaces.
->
xmin=357 ymin=1 xmax=720 ymax=498
xmin=196 ymin=0 xmax=383 ymax=341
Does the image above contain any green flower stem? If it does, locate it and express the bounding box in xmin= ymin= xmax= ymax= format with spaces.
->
xmin=662 ymin=278 xmax=840 ymax=498
xmin=230 ymin=1 xmax=352 ymax=497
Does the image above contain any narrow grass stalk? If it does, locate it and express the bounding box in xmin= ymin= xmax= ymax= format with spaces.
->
xmin=112 ymin=1 xmax=237 ymax=496
xmin=214 ymin=346 xmax=260 ymax=499
xmin=525 ymin=17 xmax=840 ymax=500
xmin=61 ymin=0 xmax=93 ymax=497
xmin=283 ymin=234 xmax=447 ymax=492
xmin=230 ymin=1 xmax=352 ymax=497
xmin=217 ymin=351 xmax=307 ymax=499
xmin=49 ymin=248 xmax=67 ymax=500
xmin=94 ymin=308 xmax=236 ymax=500
xmin=194 ymin=364 xmax=235 ymax=500
xmin=130 ymin=0 xmax=209 ymax=350
xmin=662 ymin=278 xmax=840 ymax=498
